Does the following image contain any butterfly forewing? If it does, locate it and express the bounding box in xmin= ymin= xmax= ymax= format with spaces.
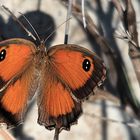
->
xmin=47 ymin=44 xmax=106 ymax=101
xmin=0 ymin=39 xmax=36 ymax=83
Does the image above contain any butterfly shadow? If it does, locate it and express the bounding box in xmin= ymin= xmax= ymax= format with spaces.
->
xmin=4 ymin=10 xmax=56 ymax=47
xmin=0 ymin=15 xmax=6 ymax=41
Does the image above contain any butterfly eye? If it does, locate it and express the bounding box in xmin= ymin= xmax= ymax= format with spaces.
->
xmin=82 ymin=59 xmax=91 ymax=72
xmin=0 ymin=49 xmax=6 ymax=61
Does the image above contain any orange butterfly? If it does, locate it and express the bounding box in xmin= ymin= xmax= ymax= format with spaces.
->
xmin=0 ymin=38 xmax=106 ymax=131
xmin=0 ymin=6 xmax=106 ymax=135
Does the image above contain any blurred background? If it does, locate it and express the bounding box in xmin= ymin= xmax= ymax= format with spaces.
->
xmin=0 ymin=0 xmax=140 ymax=140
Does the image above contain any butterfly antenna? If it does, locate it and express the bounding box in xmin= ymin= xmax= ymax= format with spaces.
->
xmin=2 ymin=5 xmax=37 ymax=41
xmin=64 ymin=0 xmax=72 ymax=44
xmin=44 ymin=17 xmax=72 ymax=44
xmin=18 ymin=12 xmax=41 ymax=42
xmin=53 ymin=127 xmax=60 ymax=140
xmin=81 ymin=0 xmax=87 ymax=28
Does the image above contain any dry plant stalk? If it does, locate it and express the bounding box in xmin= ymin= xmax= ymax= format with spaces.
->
xmin=112 ymin=0 xmax=140 ymax=117
xmin=0 ymin=129 xmax=15 ymax=140
xmin=124 ymin=0 xmax=140 ymax=84
xmin=113 ymin=0 xmax=140 ymax=83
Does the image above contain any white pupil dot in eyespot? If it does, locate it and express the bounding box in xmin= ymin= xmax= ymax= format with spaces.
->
xmin=82 ymin=59 xmax=91 ymax=72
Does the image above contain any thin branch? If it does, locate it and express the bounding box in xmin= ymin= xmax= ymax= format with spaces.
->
xmin=92 ymin=88 xmax=120 ymax=105
xmin=111 ymin=0 xmax=124 ymax=19
xmin=0 ymin=128 xmax=15 ymax=140
xmin=85 ymin=112 xmax=140 ymax=128
xmin=53 ymin=128 xmax=60 ymax=140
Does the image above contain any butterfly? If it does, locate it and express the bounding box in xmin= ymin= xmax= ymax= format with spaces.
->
xmin=0 ymin=38 xmax=106 ymax=131
xmin=0 ymin=6 xmax=106 ymax=134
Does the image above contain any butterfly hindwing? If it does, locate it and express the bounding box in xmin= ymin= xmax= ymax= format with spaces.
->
xmin=37 ymin=65 xmax=82 ymax=131
xmin=47 ymin=44 xmax=106 ymax=101
xmin=0 ymin=39 xmax=37 ymax=128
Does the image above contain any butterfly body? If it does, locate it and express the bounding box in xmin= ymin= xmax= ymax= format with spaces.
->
xmin=0 ymin=38 xmax=106 ymax=131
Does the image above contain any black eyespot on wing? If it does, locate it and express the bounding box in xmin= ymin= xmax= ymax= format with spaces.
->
xmin=0 ymin=49 xmax=6 ymax=61
xmin=82 ymin=59 xmax=91 ymax=72
xmin=72 ymin=60 xmax=106 ymax=100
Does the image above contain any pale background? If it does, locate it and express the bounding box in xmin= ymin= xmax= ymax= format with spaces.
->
xmin=0 ymin=0 xmax=140 ymax=140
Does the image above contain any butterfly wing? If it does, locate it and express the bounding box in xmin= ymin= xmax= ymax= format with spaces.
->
xmin=38 ymin=44 xmax=106 ymax=131
xmin=0 ymin=38 xmax=37 ymax=128
xmin=37 ymin=63 xmax=82 ymax=131
xmin=47 ymin=44 xmax=106 ymax=101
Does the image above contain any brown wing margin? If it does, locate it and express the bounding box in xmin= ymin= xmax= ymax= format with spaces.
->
xmin=37 ymin=73 xmax=82 ymax=131
xmin=71 ymin=55 xmax=106 ymax=100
